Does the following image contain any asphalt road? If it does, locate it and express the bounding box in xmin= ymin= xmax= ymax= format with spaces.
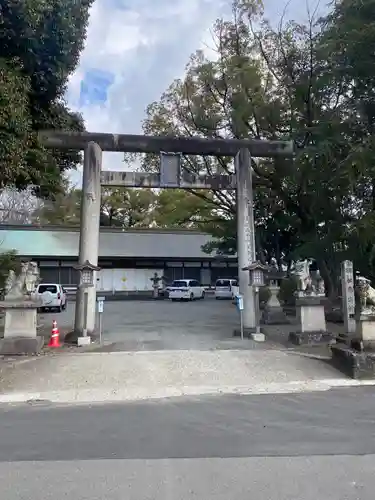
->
xmin=2 ymin=388 xmax=375 ymax=499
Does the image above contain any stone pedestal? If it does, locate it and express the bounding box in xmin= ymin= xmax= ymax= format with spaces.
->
xmin=0 ymin=300 xmax=43 ymax=355
xmin=233 ymin=326 xmax=265 ymax=341
xmin=288 ymin=296 xmax=333 ymax=345
xmin=261 ymin=285 xmax=289 ymax=325
xmin=331 ymin=314 xmax=375 ymax=379
xmin=356 ymin=314 xmax=375 ymax=349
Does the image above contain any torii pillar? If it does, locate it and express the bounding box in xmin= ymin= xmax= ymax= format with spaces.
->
xmin=235 ymin=148 xmax=258 ymax=336
xmin=74 ymin=141 xmax=102 ymax=340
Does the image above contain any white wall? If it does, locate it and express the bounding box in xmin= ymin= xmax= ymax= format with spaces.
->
xmin=97 ymin=268 xmax=164 ymax=293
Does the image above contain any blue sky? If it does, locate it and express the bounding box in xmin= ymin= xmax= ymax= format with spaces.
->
xmin=66 ymin=0 xmax=326 ymax=182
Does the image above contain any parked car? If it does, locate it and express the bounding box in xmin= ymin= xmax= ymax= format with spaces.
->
xmin=214 ymin=278 xmax=239 ymax=300
xmin=169 ymin=279 xmax=205 ymax=301
xmin=160 ymin=284 xmax=171 ymax=298
xmin=35 ymin=283 xmax=67 ymax=312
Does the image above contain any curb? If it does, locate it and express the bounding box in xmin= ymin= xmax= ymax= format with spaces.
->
xmin=0 ymin=378 xmax=374 ymax=404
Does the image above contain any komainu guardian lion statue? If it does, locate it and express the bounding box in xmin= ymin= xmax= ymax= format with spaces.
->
xmin=293 ymin=260 xmax=312 ymax=292
xmin=292 ymin=259 xmax=325 ymax=296
xmin=4 ymin=261 xmax=40 ymax=301
xmin=355 ymin=276 xmax=375 ymax=314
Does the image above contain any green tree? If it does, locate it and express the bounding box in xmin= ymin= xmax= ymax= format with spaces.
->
xmin=319 ymin=0 xmax=375 ymax=280
xmin=100 ymin=188 xmax=156 ymax=228
xmin=33 ymin=184 xmax=81 ymax=225
xmin=0 ymin=0 xmax=93 ymax=194
xmin=0 ymin=61 xmax=30 ymax=188
xmin=35 ymin=186 xmax=156 ymax=228
xmin=141 ymin=0 xmax=375 ymax=296
xmin=249 ymin=11 xmax=353 ymax=291
xmin=141 ymin=0 xmax=301 ymax=266
xmin=153 ymin=189 xmax=216 ymax=229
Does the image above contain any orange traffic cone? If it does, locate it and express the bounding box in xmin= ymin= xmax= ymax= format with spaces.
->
xmin=48 ymin=319 xmax=61 ymax=347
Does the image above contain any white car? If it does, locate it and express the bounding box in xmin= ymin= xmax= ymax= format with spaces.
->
xmin=169 ymin=279 xmax=205 ymax=301
xmin=215 ymin=278 xmax=239 ymax=299
xmin=35 ymin=283 xmax=67 ymax=312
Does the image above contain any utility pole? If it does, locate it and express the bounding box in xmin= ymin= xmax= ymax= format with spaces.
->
xmin=74 ymin=141 xmax=102 ymax=338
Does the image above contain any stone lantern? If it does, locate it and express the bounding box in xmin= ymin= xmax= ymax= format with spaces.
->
xmin=74 ymin=260 xmax=101 ymax=345
xmin=242 ymin=261 xmax=269 ymax=341
xmin=75 ymin=260 xmax=100 ymax=288
xmin=243 ymin=261 xmax=269 ymax=290
xmin=262 ymin=268 xmax=289 ymax=325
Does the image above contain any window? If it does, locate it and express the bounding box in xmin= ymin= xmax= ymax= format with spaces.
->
xmin=38 ymin=285 xmax=58 ymax=294
xmin=171 ymin=280 xmax=188 ymax=288
xmin=216 ymin=279 xmax=231 ymax=287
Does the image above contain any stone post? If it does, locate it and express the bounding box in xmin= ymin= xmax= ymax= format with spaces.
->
xmin=74 ymin=142 xmax=102 ymax=338
xmin=340 ymin=260 xmax=356 ymax=336
xmin=235 ymin=148 xmax=256 ymax=333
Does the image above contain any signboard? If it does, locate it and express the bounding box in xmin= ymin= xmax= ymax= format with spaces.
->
xmin=236 ymin=294 xmax=244 ymax=311
xmin=160 ymin=152 xmax=181 ymax=187
xmin=341 ymin=260 xmax=356 ymax=334
xmin=97 ymin=296 xmax=105 ymax=314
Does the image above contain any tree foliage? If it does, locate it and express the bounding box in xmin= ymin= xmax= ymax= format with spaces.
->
xmin=139 ymin=0 xmax=375 ymax=295
xmin=153 ymin=189 xmax=216 ymax=229
xmin=0 ymin=0 xmax=93 ymax=194
xmin=100 ymin=188 xmax=156 ymax=228
xmin=34 ymin=184 xmax=82 ymax=225
xmin=0 ymin=249 xmax=20 ymax=299
xmin=35 ymin=185 xmax=216 ymax=230
xmin=319 ymin=0 xmax=375 ymax=279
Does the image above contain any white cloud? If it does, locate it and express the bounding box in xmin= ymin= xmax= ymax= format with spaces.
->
xmin=66 ymin=0 xmax=229 ymax=184
xmin=66 ymin=0 xmax=323 ymax=186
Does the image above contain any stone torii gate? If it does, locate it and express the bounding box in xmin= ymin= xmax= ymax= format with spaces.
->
xmin=39 ymin=131 xmax=293 ymax=343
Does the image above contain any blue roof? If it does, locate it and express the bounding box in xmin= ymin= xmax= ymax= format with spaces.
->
xmin=0 ymin=226 xmax=217 ymax=259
